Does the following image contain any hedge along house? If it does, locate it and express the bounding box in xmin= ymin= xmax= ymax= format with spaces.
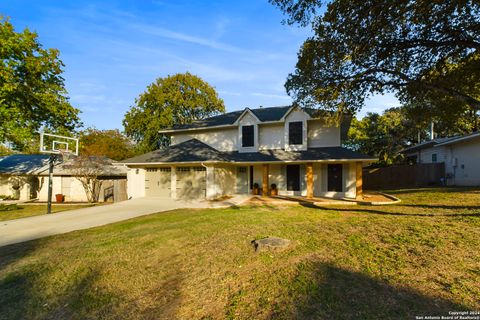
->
xmin=122 ymin=105 xmax=376 ymax=200
xmin=0 ymin=154 xmax=128 ymax=202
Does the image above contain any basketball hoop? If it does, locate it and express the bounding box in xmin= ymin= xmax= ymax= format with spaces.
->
xmin=39 ymin=132 xmax=79 ymax=156
xmin=39 ymin=132 xmax=79 ymax=214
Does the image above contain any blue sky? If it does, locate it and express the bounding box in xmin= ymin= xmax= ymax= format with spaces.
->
xmin=2 ymin=0 xmax=399 ymax=130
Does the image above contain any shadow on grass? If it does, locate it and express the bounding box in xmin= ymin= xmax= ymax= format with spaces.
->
xmin=299 ymin=202 xmax=480 ymax=217
xmin=383 ymin=187 xmax=480 ymax=195
xmin=0 ymin=241 xmax=184 ymax=319
xmin=286 ymin=261 xmax=469 ymax=319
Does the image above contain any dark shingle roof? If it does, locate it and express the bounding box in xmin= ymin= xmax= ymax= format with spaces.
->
xmin=122 ymin=139 xmax=375 ymax=164
xmin=172 ymin=110 xmax=245 ymax=130
xmin=226 ymin=147 xmax=375 ymax=162
xmin=122 ymin=139 xmax=230 ymax=164
xmin=401 ymin=137 xmax=458 ymax=153
xmin=0 ymin=154 xmax=50 ymax=174
xmin=172 ymin=106 xmax=293 ymax=130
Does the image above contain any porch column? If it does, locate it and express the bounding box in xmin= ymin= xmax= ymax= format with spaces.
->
xmin=356 ymin=161 xmax=363 ymax=199
xmin=262 ymin=164 xmax=269 ymax=197
xmin=306 ymin=162 xmax=314 ymax=199
xmin=170 ymin=166 xmax=176 ymax=199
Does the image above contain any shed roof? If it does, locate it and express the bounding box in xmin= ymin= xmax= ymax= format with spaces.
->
xmin=0 ymin=154 xmax=50 ymax=174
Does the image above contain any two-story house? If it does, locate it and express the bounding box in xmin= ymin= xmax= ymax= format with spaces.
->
xmin=123 ymin=105 xmax=375 ymax=200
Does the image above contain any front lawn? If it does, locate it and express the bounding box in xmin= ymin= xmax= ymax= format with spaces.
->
xmin=0 ymin=204 xmax=96 ymax=221
xmin=0 ymin=187 xmax=479 ymax=319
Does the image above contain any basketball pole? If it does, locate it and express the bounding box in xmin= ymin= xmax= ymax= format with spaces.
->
xmin=47 ymin=155 xmax=55 ymax=214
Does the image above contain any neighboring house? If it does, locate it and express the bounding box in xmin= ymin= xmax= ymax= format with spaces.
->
xmin=123 ymin=105 xmax=376 ymax=200
xmin=402 ymin=132 xmax=480 ymax=186
xmin=0 ymin=154 xmax=128 ymax=202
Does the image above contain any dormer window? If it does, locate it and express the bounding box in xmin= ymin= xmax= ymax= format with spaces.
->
xmin=242 ymin=125 xmax=254 ymax=147
xmin=289 ymin=122 xmax=303 ymax=145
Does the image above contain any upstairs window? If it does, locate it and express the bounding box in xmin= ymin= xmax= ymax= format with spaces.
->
xmin=242 ymin=125 xmax=254 ymax=147
xmin=289 ymin=121 xmax=303 ymax=145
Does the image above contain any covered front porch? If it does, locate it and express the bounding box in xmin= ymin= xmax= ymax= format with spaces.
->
xmin=232 ymin=161 xmax=364 ymax=200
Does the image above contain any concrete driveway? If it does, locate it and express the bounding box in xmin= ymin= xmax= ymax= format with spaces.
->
xmin=0 ymin=195 xmax=249 ymax=247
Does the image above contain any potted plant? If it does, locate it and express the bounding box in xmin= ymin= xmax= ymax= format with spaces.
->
xmin=270 ymin=183 xmax=278 ymax=196
xmin=55 ymin=194 xmax=65 ymax=203
xmin=252 ymin=183 xmax=259 ymax=195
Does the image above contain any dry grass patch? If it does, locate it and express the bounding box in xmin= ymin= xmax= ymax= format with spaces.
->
xmin=0 ymin=187 xmax=479 ymax=319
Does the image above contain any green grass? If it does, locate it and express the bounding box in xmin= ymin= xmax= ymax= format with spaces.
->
xmin=0 ymin=187 xmax=479 ymax=319
xmin=0 ymin=204 xmax=96 ymax=221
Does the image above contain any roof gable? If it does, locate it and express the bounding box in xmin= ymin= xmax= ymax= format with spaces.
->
xmin=234 ymin=108 xmax=260 ymax=124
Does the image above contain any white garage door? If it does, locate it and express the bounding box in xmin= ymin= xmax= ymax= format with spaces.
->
xmin=176 ymin=167 xmax=206 ymax=199
xmin=145 ymin=167 xmax=171 ymax=197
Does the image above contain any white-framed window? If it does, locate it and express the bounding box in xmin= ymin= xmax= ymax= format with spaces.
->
xmin=432 ymin=153 xmax=437 ymax=163
xmin=288 ymin=121 xmax=303 ymax=145
xmin=242 ymin=125 xmax=254 ymax=147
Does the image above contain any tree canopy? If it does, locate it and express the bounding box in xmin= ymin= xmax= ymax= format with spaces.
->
xmin=123 ymin=72 xmax=225 ymax=153
xmin=345 ymin=108 xmax=418 ymax=165
xmin=79 ymin=128 xmax=137 ymax=161
xmin=0 ymin=17 xmax=81 ymax=151
xmin=270 ymin=0 xmax=480 ymax=126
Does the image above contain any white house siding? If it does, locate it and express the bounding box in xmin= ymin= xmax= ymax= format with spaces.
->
xmin=238 ymin=111 xmax=260 ymax=153
xmin=171 ymin=128 xmax=238 ymax=152
xmin=212 ymin=165 xmax=236 ymax=197
xmin=268 ymin=164 xmax=286 ymax=191
xmin=419 ymin=146 xmax=447 ymax=164
xmin=37 ymin=177 xmax=89 ymax=202
xmin=127 ymin=167 xmax=146 ymax=199
xmin=0 ymin=176 xmax=35 ymax=201
xmin=170 ymin=114 xmax=343 ymax=153
xmin=284 ymin=109 xmax=309 ymax=151
xmin=37 ymin=176 xmax=61 ymax=201
xmin=315 ymin=162 xmax=356 ymax=199
xmin=0 ymin=176 xmax=9 ymax=196
xmin=259 ymin=123 xmax=284 ymax=150
xmin=308 ymin=120 xmax=341 ymax=148
xmin=444 ymin=138 xmax=480 ymax=186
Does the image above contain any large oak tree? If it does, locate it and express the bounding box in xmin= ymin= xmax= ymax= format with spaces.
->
xmin=271 ymin=0 xmax=480 ymax=128
xmin=123 ymin=72 xmax=225 ymax=153
xmin=0 ymin=17 xmax=81 ymax=151
xmin=79 ymin=128 xmax=137 ymax=161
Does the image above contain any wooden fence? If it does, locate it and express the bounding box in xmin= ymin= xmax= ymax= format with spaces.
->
xmin=363 ymin=163 xmax=445 ymax=190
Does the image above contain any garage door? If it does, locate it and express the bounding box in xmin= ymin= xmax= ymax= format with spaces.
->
xmin=176 ymin=166 xmax=206 ymax=199
xmin=145 ymin=167 xmax=171 ymax=197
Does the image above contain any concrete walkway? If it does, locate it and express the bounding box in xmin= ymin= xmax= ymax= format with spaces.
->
xmin=0 ymin=195 xmax=250 ymax=247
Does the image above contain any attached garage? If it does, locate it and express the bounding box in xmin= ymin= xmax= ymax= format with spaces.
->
xmin=145 ymin=167 xmax=171 ymax=197
xmin=176 ymin=166 xmax=206 ymax=199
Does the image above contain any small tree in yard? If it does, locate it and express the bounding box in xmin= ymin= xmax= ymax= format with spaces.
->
xmin=69 ymin=156 xmax=110 ymax=203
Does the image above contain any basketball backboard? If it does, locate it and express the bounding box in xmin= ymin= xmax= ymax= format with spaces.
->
xmin=39 ymin=132 xmax=79 ymax=156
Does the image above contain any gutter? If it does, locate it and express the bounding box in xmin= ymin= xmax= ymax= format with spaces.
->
xmin=123 ymin=158 xmax=376 ymax=166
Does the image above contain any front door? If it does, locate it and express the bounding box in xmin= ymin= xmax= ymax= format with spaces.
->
xmin=327 ymin=164 xmax=343 ymax=192
xmin=236 ymin=167 xmax=248 ymax=194
xmin=286 ymin=165 xmax=300 ymax=191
